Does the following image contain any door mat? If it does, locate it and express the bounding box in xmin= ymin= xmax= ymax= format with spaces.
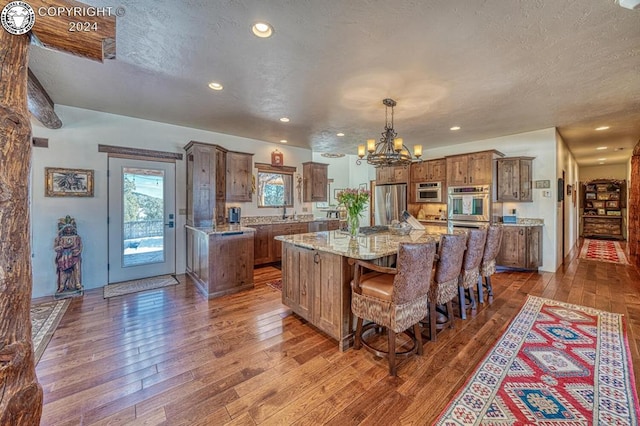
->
xmin=579 ymin=238 xmax=629 ymax=265
xmin=435 ymin=296 xmax=639 ymax=425
xmin=104 ymin=274 xmax=179 ymax=298
xmin=266 ymin=279 xmax=282 ymax=292
xmin=31 ymin=298 xmax=70 ymax=364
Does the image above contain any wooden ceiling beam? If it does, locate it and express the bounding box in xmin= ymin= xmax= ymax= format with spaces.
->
xmin=27 ymin=68 xmax=62 ymax=129
xmin=29 ymin=0 xmax=116 ymax=62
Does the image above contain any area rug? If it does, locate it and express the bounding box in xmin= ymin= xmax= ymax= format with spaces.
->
xmin=103 ymin=274 xmax=179 ymax=298
xmin=31 ymin=298 xmax=70 ymax=364
xmin=579 ymin=238 xmax=629 ymax=265
xmin=435 ymin=296 xmax=639 ymax=425
xmin=266 ymin=279 xmax=282 ymax=292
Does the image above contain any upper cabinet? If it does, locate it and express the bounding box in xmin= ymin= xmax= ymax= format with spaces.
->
xmin=410 ymin=158 xmax=446 ymax=182
xmin=376 ymin=165 xmax=409 ymax=185
xmin=446 ymin=150 xmax=503 ymax=186
xmin=495 ymin=157 xmax=534 ymax=202
xmin=184 ymin=141 xmax=227 ymax=227
xmin=226 ymin=151 xmax=254 ymax=202
xmin=303 ymin=162 xmax=328 ymax=202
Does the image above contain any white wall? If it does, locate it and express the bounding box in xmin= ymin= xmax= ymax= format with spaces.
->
xmin=425 ymin=128 xmax=560 ymax=272
xmin=556 ymin=130 xmax=580 ymax=261
xmin=31 ymin=105 xmax=312 ymax=298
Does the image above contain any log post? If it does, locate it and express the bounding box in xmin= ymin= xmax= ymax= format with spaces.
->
xmin=629 ymin=141 xmax=640 ymax=268
xmin=0 ymin=28 xmax=42 ymax=426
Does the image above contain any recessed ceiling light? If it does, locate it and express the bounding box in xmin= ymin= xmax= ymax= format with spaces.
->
xmin=614 ymin=147 xmax=624 ymax=151
xmin=279 ymin=139 xmax=287 ymax=143
xmin=280 ymin=117 xmax=290 ymax=123
xmin=598 ymin=158 xmax=606 ymax=161
xmin=450 ymin=126 xmax=461 ymax=131
xmin=595 ymin=126 xmax=610 ymax=131
xmin=596 ymin=146 xmax=608 ymax=150
xmin=599 ymin=162 xmax=605 ymax=165
xmin=251 ymin=22 xmax=273 ymax=38
xmin=337 ymin=133 xmax=345 ymax=137
xmin=208 ymin=82 xmax=223 ymax=91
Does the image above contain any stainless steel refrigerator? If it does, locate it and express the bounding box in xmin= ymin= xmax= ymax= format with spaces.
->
xmin=374 ymin=184 xmax=407 ymax=226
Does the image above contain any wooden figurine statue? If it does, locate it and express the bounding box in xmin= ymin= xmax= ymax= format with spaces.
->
xmin=54 ymin=215 xmax=84 ymax=299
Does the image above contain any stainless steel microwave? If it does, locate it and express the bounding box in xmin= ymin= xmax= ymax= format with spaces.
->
xmin=416 ymin=182 xmax=442 ymax=203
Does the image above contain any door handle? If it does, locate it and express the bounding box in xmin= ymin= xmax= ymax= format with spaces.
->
xmin=165 ymin=221 xmax=174 ymax=228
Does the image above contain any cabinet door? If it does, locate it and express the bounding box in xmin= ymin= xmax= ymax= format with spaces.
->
xmin=270 ymin=224 xmax=289 ymax=261
xmin=410 ymin=162 xmax=429 ymax=182
xmin=496 ymin=158 xmax=520 ymax=202
xmin=393 ymin=166 xmax=409 ymax=183
xmin=215 ymin=149 xmax=226 ymax=199
xmin=310 ymin=164 xmax=328 ymax=201
xmin=282 ymin=244 xmax=314 ymax=321
xmin=327 ymin=220 xmax=340 ymax=231
xmin=226 ymin=152 xmax=253 ymax=202
xmin=376 ymin=167 xmax=392 ymax=185
xmin=468 ymin=152 xmax=493 ymax=185
xmin=497 ymin=227 xmax=526 ymax=268
xmin=428 ymin=159 xmax=446 ymax=181
xmin=251 ymin=225 xmax=272 ymax=265
xmin=519 ymin=159 xmax=533 ymax=202
xmin=193 ymin=145 xmax=215 ymax=227
xmin=446 ymin=155 xmax=468 ymax=186
xmin=526 ymin=226 xmax=542 ymax=268
xmin=186 ymin=152 xmax=194 ymax=225
xmin=313 ymin=250 xmax=346 ymax=338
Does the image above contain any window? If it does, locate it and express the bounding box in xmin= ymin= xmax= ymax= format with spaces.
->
xmin=255 ymin=163 xmax=296 ymax=208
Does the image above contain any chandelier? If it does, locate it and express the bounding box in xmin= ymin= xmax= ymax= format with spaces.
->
xmin=357 ymin=98 xmax=422 ymax=167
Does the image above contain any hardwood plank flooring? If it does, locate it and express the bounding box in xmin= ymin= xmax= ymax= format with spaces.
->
xmin=36 ymin=243 xmax=640 ymax=425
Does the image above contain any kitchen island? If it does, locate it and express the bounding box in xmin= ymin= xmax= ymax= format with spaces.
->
xmin=275 ymin=226 xmax=456 ymax=351
xmin=185 ymin=224 xmax=255 ymax=299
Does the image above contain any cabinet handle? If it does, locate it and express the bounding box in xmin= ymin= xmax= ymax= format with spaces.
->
xmin=469 ymin=176 xmax=473 ymax=183
xmin=519 ymin=229 xmax=524 ymax=235
xmin=513 ymin=192 xmax=517 ymax=198
xmin=464 ymin=177 xmax=467 ymax=183
xmin=314 ymin=253 xmax=320 ymax=264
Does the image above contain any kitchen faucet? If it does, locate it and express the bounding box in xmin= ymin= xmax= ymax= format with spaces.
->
xmin=282 ymin=205 xmax=287 ymax=219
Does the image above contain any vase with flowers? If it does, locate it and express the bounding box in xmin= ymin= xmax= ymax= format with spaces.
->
xmin=336 ymin=188 xmax=370 ymax=237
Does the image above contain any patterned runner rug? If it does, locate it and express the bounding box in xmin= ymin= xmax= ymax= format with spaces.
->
xmin=31 ymin=299 xmax=70 ymax=364
xmin=579 ymin=238 xmax=629 ymax=264
xmin=435 ymin=296 xmax=639 ymax=425
xmin=104 ymin=274 xmax=179 ymax=298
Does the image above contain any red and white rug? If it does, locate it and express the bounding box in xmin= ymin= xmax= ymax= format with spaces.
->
xmin=435 ymin=296 xmax=639 ymax=425
xmin=579 ymin=238 xmax=629 ymax=265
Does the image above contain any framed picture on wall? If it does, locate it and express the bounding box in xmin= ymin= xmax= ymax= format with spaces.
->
xmin=358 ymin=183 xmax=367 ymax=191
xmin=45 ymin=167 xmax=94 ymax=197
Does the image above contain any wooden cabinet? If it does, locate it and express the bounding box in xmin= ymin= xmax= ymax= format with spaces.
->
xmin=581 ymin=179 xmax=625 ymax=239
xmin=226 ymin=151 xmax=253 ymax=202
xmin=497 ymin=225 xmax=542 ymax=270
xmin=184 ymin=141 xmax=227 ymax=227
xmin=495 ymin=157 xmax=534 ymax=202
xmin=410 ymin=158 xmax=446 ymax=182
xmin=281 ymin=243 xmax=352 ymax=349
xmin=376 ymin=165 xmax=409 ymax=185
xmin=248 ymin=221 xmax=310 ymax=265
xmin=446 ymin=151 xmax=500 ymax=186
xmin=185 ymin=227 xmax=254 ymax=299
xmin=303 ymin=162 xmax=328 ymax=202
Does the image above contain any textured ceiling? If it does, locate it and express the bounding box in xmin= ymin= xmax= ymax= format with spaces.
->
xmin=28 ymin=0 xmax=640 ymax=166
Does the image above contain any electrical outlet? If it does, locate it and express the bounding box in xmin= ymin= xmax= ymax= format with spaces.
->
xmin=542 ymin=190 xmax=551 ymax=198
xmin=179 ymin=208 xmax=187 ymax=215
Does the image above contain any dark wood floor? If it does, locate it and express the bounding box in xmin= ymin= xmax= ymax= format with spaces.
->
xmin=36 ymin=242 xmax=640 ymax=425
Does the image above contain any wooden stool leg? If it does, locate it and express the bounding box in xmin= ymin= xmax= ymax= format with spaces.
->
xmin=413 ymin=323 xmax=423 ymax=355
xmin=446 ymin=301 xmax=455 ymax=329
xmin=477 ymin=275 xmax=485 ymax=304
xmin=354 ymin=317 xmax=363 ymax=350
xmin=468 ymin=286 xmax=477 ymax=310
xmin=388 ymin=330 xmax=396 ymax=376
xmin=486 ymin=276 xmax=494 ymax=300
xmin=458 ymin=285 xmax=467 ymax=320
xmin=429 ymin=301 xmax=437 ymax=342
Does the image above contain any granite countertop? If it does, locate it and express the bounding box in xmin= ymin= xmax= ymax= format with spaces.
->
xmin=501 ymin=218 xmax=545 ymax=227
xmin=242 ymin=215 xmax=340 ymax=226
xmin=275 ymin=227 xmax=464 ymax=260
xmin=185 ymin=224 xmax=256 ymax=235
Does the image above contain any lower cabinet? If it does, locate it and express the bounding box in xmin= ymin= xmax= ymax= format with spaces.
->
xmin=281 ymin=243 xmax=353 ymax=350
xmin=582 ymin=216 xmax=623 ymax=239
xmin=186 ymin=227 xmax=254 ymax=298
xmin=497 ymin=225 xmax=542 ymax=270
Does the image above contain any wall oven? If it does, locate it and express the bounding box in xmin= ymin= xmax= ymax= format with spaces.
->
xmin=416 ymin=182 xmax=442 ymax=203
xmin=448 ymin=185 xmax=491 ymax=222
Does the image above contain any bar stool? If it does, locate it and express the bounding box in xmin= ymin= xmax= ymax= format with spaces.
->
xmin=427 ymin=234 xmax=467 ymax=341
xmin=457 ymin=228 xmax=487 ymax=319
xmin=351 ymin=242 xmax=437 ymax=376
xmin=477 ymin=225 xmax=504 ymax=304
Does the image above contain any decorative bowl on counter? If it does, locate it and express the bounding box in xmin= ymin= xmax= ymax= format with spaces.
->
xmin=389 ymin=222 xmax=412 ymax=236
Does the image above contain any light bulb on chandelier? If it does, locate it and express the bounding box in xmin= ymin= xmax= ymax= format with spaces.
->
xmin=356 ymin=98 xmax=422 ymax=167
